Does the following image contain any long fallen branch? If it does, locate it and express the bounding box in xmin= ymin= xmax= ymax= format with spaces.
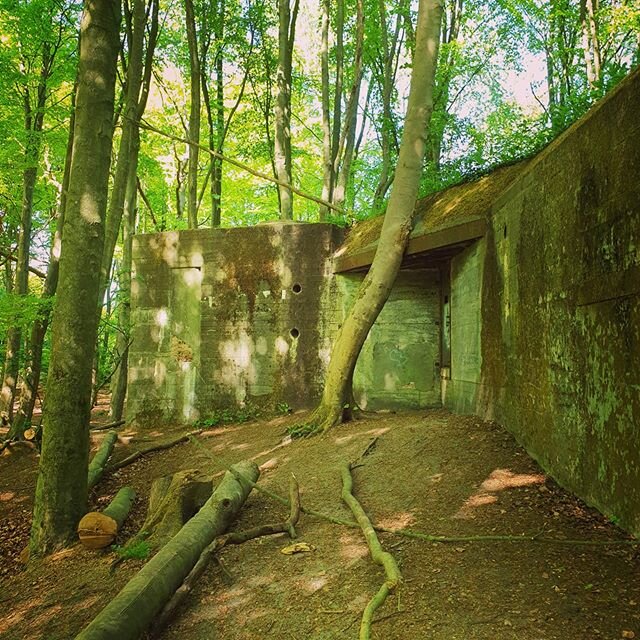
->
xmin=152 ymin=473 xmax=301 ymax=635
xmin=75 ymin=460 xmax=260 ymax=640
xmin=107 ymin=430 xmax=202 ymax=473
xmin=341 ymin=462 xmax=401 ymax=640
xmin=187 ymin=436 xmax=640 ymax=547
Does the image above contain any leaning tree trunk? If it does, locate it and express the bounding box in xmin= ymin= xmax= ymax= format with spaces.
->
xmin=308 ymin=0 xmax=443 ymax=433
xmin=29 ymin=0 xmax=121 ymax=556
xmin=75 ymin=461 xmax=259 ymax=640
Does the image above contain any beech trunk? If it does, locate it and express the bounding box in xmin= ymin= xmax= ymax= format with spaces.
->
xmin=29 ymin=0 xmax=121 ymax=555
xmin=308 ymin=0 xmax=443 ymax=432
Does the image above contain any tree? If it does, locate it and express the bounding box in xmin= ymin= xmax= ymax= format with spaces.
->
xmin=10 ymin=80 xmax=77 ymax=439
xmin=0 ymin=0 xmax=72 ymax=421
xmin=274 ymin=0 xmax=299 ymax=220
xmin=184 ymin=0 xmax=201 ymax=228
xmin=319 ymin=0 xmax=365 ymax=218
xmin=109 ymin=0 xmax=159 ymax=421
xmin=30 ymin=0 xmax=121 ymax=555
xmin=304 ymin=0 xmax=443 ymax=433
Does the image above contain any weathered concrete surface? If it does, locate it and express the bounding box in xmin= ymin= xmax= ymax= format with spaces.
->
xmin=127 ymin=223 xmax=343 ymax=425
xmin=335 ymin=269 xmax=442 ymax=410
xmin=445 ymin=67 xmax=640 ymax=534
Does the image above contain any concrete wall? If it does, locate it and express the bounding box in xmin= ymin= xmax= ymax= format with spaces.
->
xmin=127 ymin=223 xmax=343 ymax=425
xmin=445 ymin=69 xmax=640 ymax=533
xmin=336 ymin=269 xmax=442 ymax=410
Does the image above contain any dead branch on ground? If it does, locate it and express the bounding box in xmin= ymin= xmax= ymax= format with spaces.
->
xmin=106 ymin=429 xmax=202 ymax=473
xmin=78 ymin=486 xmax=136 ymax=549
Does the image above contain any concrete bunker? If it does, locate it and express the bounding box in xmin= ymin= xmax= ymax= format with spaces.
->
xmin=127 ymin=67 xmax=640 ymax=535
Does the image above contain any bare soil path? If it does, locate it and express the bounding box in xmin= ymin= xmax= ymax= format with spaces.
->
xmin=1 ymin=408 xmax=639 ymax=639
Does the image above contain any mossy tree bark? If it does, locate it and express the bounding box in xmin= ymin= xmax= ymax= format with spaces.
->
xmin=75 ymin=461 xmax=259 ymax=640
xmin=308 ymin=0 xmax=443 ymax=433
xmin=29 ymin=0 xmax=121 ymax=556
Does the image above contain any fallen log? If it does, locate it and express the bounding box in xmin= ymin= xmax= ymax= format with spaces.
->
xmin=78 ymin=486 xmax=136 ymax=549
xmin=87 ymin=430 xmax=118 ymax=489
xmin=341 ymin=462 xmax=401 ymax=640
xmin=107 ymin=429 xmax=202 ymax=473
xmin=140 ymin=469 xmax=213 ymax=548
xmin=75 ymin=460 xmax=260 ymax=640
xmin=152 ymin=473 xmax=301 ymax=635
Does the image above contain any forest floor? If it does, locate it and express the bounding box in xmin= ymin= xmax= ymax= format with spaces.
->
xmin=1 ymin=400 xmax=640 ymax=640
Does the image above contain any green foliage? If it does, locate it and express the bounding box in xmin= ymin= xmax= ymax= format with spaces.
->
xmin=276 ymin=401 xmax=291 ymax=415
xmin=286 ymin=421 xmax=316 ymax=439
xmin=111 ymin=539 xmax=151 ymax=561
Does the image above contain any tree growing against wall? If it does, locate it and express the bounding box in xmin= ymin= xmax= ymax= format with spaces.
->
xmin=302 ymin=0 xmax=444 ymax=433
xmin=30 ymin=0 xmax=121 ymax=555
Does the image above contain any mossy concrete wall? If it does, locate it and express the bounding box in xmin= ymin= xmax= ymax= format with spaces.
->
xmin=127 ymin=222 xmax=343 ymax=425
xmin=444 ymin=69 xmax=640 ymax=533
xmin=335 ymin=269 xmax=442 ymax=410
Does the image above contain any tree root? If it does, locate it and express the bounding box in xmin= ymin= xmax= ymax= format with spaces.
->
xmin=341 ymin=462 xmax=401 ymax=639
xmin=151 ymin=473 xmax=301 ymax=636
xmin=288 ymin=402 xmax=345 ymax=438
xmin=188 ymin=436 xmax=640 ymax=547
xmin=106 ymin=429 xmax=202 ymax=473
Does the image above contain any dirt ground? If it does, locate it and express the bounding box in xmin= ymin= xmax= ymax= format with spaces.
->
xmin=1 ymin=404 xmax=639 ymax=640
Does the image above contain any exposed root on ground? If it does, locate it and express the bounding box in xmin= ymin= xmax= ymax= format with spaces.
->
xmin=341 ymin=461 xmax=401 ymax=639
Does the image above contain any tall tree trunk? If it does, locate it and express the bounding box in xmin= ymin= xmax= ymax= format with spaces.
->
xmin=1 ymin=43 xmax=51 ymax=421
xmin=110 ymin=130 xmax=139 ymax=421
xmin=307 ymin=0 xmax=443 ymax=433
xmin=93 ymin=0 xmax=157 ymax=408
xmin=98 ymin=0 xmax=147 ymax=316
xmin=275 ymin=0 xmax=299 ymax=220
xmin=30 ymin=0 xmax=120 ymax=556
xmin=185 ymin=0 xmax=201 ymax=229
xmin=10 ymin=84 xmax=77 ymax=438
xmin=371 ymin=7 xmax=403 ymax=213
xmin=319 ymin=0 xmax=332 ymax=220
xmin=332 ymin=0 xmax=365 ymax=210
xmin=211 ymin=0 xmax=225 ymax=227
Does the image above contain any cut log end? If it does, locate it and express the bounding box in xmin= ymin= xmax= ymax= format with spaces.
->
xmin=78 ymin=512 xmax=119 ymax=549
